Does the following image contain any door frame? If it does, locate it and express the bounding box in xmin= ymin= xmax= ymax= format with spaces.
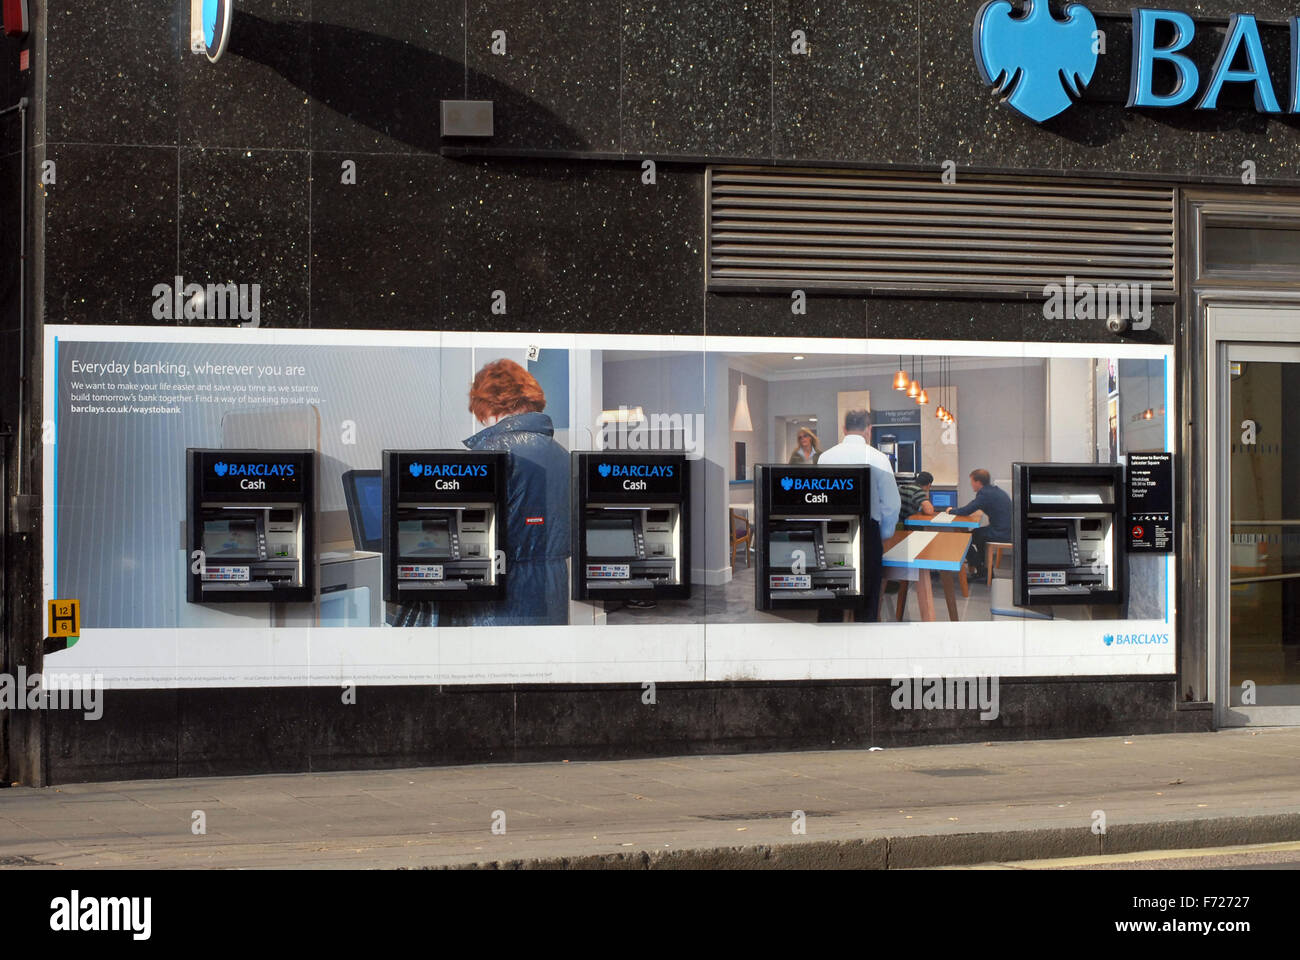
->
xmin=1206 ymin=304 xmax=1300 ymax=726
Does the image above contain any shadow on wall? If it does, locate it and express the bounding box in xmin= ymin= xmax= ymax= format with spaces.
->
xmin=229 ymin=11 xmax=585 ymax=151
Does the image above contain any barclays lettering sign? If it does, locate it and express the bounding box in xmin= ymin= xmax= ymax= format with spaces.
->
xmin=974 ymin=0 xmax=1300 ymax=122
xmin=779 ymin=476 xmax=855 ymax=492
xmin=214 ymin=461 xmax=295 ymax=478
xmin=408 ymin=463 xmax=489 ymax=478
xmin=596 ymin=463 xmax=675 ymax=478
xmin=1103 ymin=631 xmax=1171 ymax=646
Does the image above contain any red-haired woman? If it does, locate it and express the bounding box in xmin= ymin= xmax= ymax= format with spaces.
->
xmin=442 ymin=357 xmax=571 ymax=626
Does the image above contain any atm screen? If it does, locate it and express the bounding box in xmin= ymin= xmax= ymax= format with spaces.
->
xmin=1027 ymin=532 xmax=1073 ymax=566
xmin=769 ymin=528 xmax=818 ymax=569
xmin=586 ymin=516 xmax=637 ymax=557
xmin=203 ymin=518 xmax=261 ymax=559
xmin=398 ymin=518 xmax=453 ymax=558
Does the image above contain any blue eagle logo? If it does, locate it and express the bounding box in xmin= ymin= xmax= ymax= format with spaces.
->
xmin=1103 ymin=633 xmax=1114 ymax=646
xmin=597 ymin=463 xmax=612 ymax=478
xmin=973 ymin=0 xmax=1098 ymax=122
xmin=780 ymin=476 xmax=794 ymax=491
xmin=409 ymin=462 xmax=424 ymax=478
xmin=213 ymin=461 xmax=228 ymax=477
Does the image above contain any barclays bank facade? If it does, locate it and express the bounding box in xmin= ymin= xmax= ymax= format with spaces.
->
xmin=2 ymin=1 xmax=1300 ymax=784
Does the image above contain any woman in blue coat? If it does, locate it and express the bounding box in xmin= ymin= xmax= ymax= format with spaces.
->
xmin=392 ymin=358 xmax=571 ymax=628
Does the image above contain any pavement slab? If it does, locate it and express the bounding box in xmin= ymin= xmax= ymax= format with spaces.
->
xmin=0 ymin=728 xmax=1297 ymax=869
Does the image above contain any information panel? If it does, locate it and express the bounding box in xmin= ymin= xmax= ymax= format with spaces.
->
xmin=1126 ymin=452 xmax=1174 ymax=553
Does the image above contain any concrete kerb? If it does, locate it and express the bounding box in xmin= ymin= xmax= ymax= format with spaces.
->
xmin=433 ymin=814 xmax=1300 ymax=870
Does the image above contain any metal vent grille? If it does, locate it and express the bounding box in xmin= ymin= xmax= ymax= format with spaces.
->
xmin=706 ymin=167 xmax=1176 ymax=295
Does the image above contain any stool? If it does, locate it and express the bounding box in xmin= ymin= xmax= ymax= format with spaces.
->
xmin=986 ymin=541 xmax=1013 ymax=586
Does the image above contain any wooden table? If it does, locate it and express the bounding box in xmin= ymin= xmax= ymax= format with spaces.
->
xmin=903 ymin=513 xmax=979 ymax=597
xmin=880 ymin=528 xmax=973 ymax=621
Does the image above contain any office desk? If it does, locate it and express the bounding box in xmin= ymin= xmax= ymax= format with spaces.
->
xmin=880 ymin=529 xmax=973 ymax=621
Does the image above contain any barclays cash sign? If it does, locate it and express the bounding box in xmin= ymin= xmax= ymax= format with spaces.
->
xmin=974 ymin=0 xmax=1300 ymax=123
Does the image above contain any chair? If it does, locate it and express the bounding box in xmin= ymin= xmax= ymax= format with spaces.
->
xmin=986 ymin=541 xmax=1013 ymax=586
xmin=730 ymin=509 xmax=752 ymax=568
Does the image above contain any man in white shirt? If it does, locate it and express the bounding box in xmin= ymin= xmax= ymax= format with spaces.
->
xmin=818 ymin=409 xmax=901 ymax=621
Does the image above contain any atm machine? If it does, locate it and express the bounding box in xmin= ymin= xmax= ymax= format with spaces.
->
xmin=754 ymin=463 xmax=872 ymax=611
xmin=187 ymin=448 xmax=314 ymax=603
xmin=382 ymin=450 xmax=506 ymax=602
xmin=571 ymin=451 xmax=690 ymax=601
xmin=1012 ymin=462 xmax=1125 ymax=607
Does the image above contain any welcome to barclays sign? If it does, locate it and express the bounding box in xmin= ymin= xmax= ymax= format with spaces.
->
xmin=974 ymin=1 xmax=1300 ymax=122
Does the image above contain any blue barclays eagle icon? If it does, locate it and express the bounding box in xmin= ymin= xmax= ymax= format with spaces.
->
xmin=973 ymin=0 xmax=1098 ymax=122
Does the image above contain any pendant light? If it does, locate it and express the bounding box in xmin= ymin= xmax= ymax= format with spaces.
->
xmin=935 ymin=354 xmax=947 ymax=420
xmin=946 ymin=357 xmax=953 ymax=422
xmin=893 ymin=355 xmax=909 ymax=391
xmin=1141 ymin=359 xmax=1155 ymax=420
xmin=732 ymin=374 xmax=754 ymax=432
xmin=917 ymin=356 xmax=929 ymax=405
xmin=906 ymin=355 xmax=920 ymax=399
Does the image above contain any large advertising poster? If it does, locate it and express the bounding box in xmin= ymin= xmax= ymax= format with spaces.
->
xmin=42 ymin=327 xmax=1176 ymax=687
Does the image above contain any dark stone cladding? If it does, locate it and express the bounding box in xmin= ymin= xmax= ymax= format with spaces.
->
xmin=38 ymin=0 xmax=1210 ymax=336
xmin=40 ymin=678 xmax=1205 ymax=784
xmin=15 ymin=1 xmax=1216 ymax=783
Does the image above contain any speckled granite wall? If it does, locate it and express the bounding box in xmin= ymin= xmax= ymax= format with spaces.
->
xmin=38 ymin=0 xmax=1282 ymax=336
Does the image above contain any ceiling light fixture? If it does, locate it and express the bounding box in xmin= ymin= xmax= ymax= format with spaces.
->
xmin=893 ymin=355 xmax=909 ymax=391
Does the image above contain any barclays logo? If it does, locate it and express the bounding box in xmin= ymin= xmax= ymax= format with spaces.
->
xmin=974 ymin=1 xmax=1098 ymax=122
xmin=408 ymin=463 xmax=487 ymax=479
xmin=781 ymin=476 xmax=854 ymax=492
xmin=976 ymin=2 xmax=1300 ymax=123
xmin=1105 ymin=632 xmax=1171 ymax=646
xmin=598 ymin=463 xmax=673 ymax=479
xmin=216 ymin=462 xmax=295 ymax=478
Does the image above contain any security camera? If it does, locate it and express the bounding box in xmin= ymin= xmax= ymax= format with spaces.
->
xmin=1105 ymin=314 xmax=1128 ymax=335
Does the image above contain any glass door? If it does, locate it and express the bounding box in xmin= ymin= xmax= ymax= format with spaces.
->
xmin=1224 ymin=344 xmax=1300 ymax=718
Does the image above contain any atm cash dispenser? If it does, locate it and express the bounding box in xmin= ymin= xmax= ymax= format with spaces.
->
xmin=1012 ymin=462 xmax=1125 ymax=607
xmin=572 ymin=452 xmax=690 ymax=601
xmin=754 ymin=463 xmax=872 ymax=610
xmin=187 ymin=448 xmax=315 ymax=603
xmin=382 ymin=450 xmax=506 ymax=603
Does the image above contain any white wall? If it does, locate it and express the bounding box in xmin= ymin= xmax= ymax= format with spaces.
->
xmin=766 ymin=360 xmax=1049 ymax=490
xmin=1047 ymin=358 xmax=1095 ymax=462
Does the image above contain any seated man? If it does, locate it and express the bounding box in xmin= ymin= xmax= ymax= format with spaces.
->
xmin=948 ymin=468 xmax=1012 ymax=580
xmin=896 ymin=471 xmax=936 ymax=527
